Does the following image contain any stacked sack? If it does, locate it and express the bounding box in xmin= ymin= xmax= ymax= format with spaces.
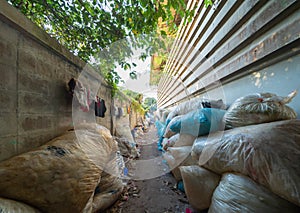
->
xmin=114 ymin=116 xmax=140 ymax=159
xmin=188 ymin=90 xmax=300 ymax=212
xmin=114 ymin=137 xmax=140 ymax=159
xmin=0 ymin=123 xmax=125 ymax=213
xmin=158 ymin=99 xmax=226 ymax=182
xmin=209 ymin=173 xmax=300 ymax=212
xmin=0 ymin=198 xmax=41 ymax=213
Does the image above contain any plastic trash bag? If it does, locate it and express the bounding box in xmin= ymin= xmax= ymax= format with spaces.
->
xmin=92 ymin=154 xmax=125 ymax=212
xmin=191 ymin=136 xmax=207 ymax=161
xmin=115 ymin=123 xmax=135 ymax=143
xmin=209 ymin=173 xmax=300 ymax=213
xmin=0 ymin=124 xmax=117 ymax=213
xmin=162 ymin=137 xmax=171 ymax=150
xmin=114 ymin=137 xmax=139 ymax=158
xmin=197 ymin=119 xmax=300 ymax=206
xmin=161 ymin=110 xmax=170 ymax=124
xmin=224 ymin=91 xmax=297 ymax=128
xmin=164 ymin=116 xmax=181 ymax=138
xmin=174 ymin=134 xmax=196 ymax=148
xmin=180 ymin=166 xmax=220 ymax=211
xmin=165 ymin=98 xmax=204 ymax=125
xmin=163 ymin=146 xmax=198 ymax=180
xmin=169 ymin=108 xmax=226 ymax=137
xmin=166 ymin=99 xmax=226 ymax=125
xmin=0 ymin=197 xmax=40 ymax=213
xmin=155 ymin=120 xmax=166 ymax=138
xmin=163 ymin=134 xmax=196 ymax=151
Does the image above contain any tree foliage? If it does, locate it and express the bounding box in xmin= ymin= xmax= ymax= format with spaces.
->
xmin=7 ymin=0 xmax=213 ymax=93
xmin=8 ymin=0 xmax=195 ymax=61
xmin=122 ymin=89 xmax=142 ymax=102
xmin=142 ymin=97 xmax=157 ymax=111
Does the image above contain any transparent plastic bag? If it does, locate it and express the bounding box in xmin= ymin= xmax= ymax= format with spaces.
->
xmin=191 ymin=136 xmax=207 ymax=161
xmin=0 ymin=124 xmax=117 ymax=213
xmin=155 ymin=120 xmax=166 ymax=138
xmin=166 ymin=98 xmax=226 ymax=125
xmin=198 ymin=120 xmax=300 ymax=206
xmin=114 ymin=137 xmax=139 ymax=158
xmin=115 ymin=123 xmax=135 ymax=143
xmin=224 ymin=91 xmax=297 ymax=128
xmin=163 ymin=146 xmax=198 ymax=180
xmin=164 ymin=116 xmax=181 ymax=138
xmin=180 ymin=166 xmax=220 ymax=211
xmin=174 ymin=134 xmax=196 ymax=148
xmin=163 ymin=134 xmax=196 ymax=151
xmin=166 ymin=98 xmax=204 ymax=125
xmin=169 ymin=108 xmax=226 ymax=137
xmin=92 ymin=155 xmax=124 ymax=212
xmin=161 ymin=110 xmax=170 ymax=124
xmin=0 ymin=198 xmax=40 ymax=213
xmin=209 ymin=173 xmax=300 ymax=213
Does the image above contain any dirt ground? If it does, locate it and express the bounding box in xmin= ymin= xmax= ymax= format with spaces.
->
xmin=105 ymin=125 xmax=200 ymax=213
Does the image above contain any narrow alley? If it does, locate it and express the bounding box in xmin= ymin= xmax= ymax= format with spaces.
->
xmin=1 ymin=0 xmax=300 ymax=213
xmin=106 ymin=125 xmax=197 ymax=213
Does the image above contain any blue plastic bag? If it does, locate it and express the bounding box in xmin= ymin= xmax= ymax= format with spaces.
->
xmin=155 ymin=120 xmax=166 ymax=137
xmin=177 ymin=180 xmax=185 ymax=193
xmin=169 ymin=108 xmax=226 ymax=137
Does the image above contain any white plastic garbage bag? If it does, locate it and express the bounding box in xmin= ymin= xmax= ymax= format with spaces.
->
xmin=224 ymin=91 xmax=297 ymax=128
xmin=197 ymin=120 xmax=300 ymax=206
xmin=163 ymin=146 xmax=197 ymax=180
xmin=0 ymin=197 xmax=40 ymax=213
xmin=209 ymin=173 xmax=300 ymax=213
xmin=162 ymin=134 xmax=179 ymax=150
xmin=174 ymin=134 xmax=196 ymax=148
xmin=180 ymin=166 xmax=220 ymax=211
xmin=164 ymin=116 xmax=181 ymax=138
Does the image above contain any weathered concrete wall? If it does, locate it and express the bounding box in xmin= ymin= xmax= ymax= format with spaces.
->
xmin=112 ymin=91 xmax=146 ymax=138
xmin=0 ymin=1 xmax=112 ymax=161
xmin=112 ymin=92 xmax=132 ymax=136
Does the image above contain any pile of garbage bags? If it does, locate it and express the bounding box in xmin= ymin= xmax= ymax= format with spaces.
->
xmin=114 ymin=137 xmax=140 ymax=159
xmin=114 ymin=119 xmax=140 ymax=159
xmin=0 ymin=123 xmax=128 ymax=213
xmin=157 ymin=91 xmax=300 ymax=212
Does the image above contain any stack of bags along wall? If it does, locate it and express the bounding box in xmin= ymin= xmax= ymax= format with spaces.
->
xmin=162 ymin=91 xmax=300 ymax=212
xmin=0 ymin=123 xmax=126 ymax=213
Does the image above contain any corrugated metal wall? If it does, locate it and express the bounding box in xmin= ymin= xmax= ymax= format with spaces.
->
xmin=157 ymin=0 xmax=300 ymax=111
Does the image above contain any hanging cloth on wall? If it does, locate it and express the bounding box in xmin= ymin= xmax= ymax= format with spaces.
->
xmin=67 ymin=78 xmax=76 ymax=95
xmin=127 ymin=105 xmax=131 ymax=114
xmin=80 ymin=89 xmax=92 ymax=112
xmin=95 ymin=96 xmax=107 ymax=117
xmin=72 ymin=80 xmax=91 ymax=112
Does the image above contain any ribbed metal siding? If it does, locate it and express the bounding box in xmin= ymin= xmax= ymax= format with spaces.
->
xmin=157 ymin=0 xmax=300 ymax=108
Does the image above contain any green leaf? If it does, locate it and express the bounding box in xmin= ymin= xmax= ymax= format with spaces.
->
xmin=160 ymin=30 xmax=167 ymax=36
xmin=8 ymin=0 xmax=191 ymax=95
xmin=129 ymin=71 xmax=137 ymax=79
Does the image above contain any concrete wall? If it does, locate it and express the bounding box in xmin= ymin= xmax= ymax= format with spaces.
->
xmin=112 ymin=91 xmax=145 ymax=137
xmin=112 ymin=92 xmax=132 ymax=136
xmin=0 ymin=1 xmax=112 ymax=161
xmin=158 ymin=0 xmax=300 ymax=116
